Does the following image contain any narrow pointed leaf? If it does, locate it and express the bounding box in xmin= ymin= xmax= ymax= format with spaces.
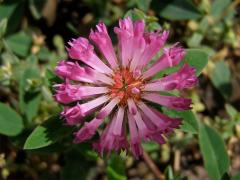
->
xmin=199 ymin=124 xmax=230 ymax=180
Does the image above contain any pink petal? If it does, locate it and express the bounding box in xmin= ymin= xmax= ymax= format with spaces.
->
xmin=138 ymin=101 xmax=169 ymax=129
xmin=112 ymin=107 xmax=125 ymax=136
xmin=93 ymin=113 xmax=128 ymax=156
xmin=142 ymin=93 xmax=192 ymax=111
xmin=143 ymin=79 xmax=177 ymax=92
xmin=127 ymin=99 xmax=137 ymax=115
xmin=127 ymin=100 xmax=150 ymax=140
xmin=54 ymin=83 xmax=108 ymax=104
xmin=80 ymin=95 xmax=110 ymax=115
xmin=161 ymin=64 xmax=198 ymax=90
xmin=67 ymin=37 xmax=113 ymax=74
xmin=143 ymin=65 xmax=197 ymax=91
xmin=142 ymin=43 xmax=185 ymax=79
xmin=61 ymin=103 xmax=84 ymax=125
xmin=127 ymin=111 xmax=143 ymax=158
xmin=89 ymin=22 xmax=118 ymax=68
xmin=133 ymin=31 xmax=169 ymax=70
xmin=96 ymin=97 xmax=119 ymax=119
xmin=53 ymin=83 xmax=79 ymax=104
xmin=74 ymin=117 xmax=103 ymax=143
xmin=74 ymin=98 xmax=119 ymax=144
xmin=55 ymin=60 xmax=94 ymax=83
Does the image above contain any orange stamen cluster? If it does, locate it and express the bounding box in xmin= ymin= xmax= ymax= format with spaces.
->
xmin=109 ymin=68 xmax=144 ymax=106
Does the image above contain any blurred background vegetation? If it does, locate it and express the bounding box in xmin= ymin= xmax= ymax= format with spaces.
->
xmin=0 ymin=0 xmax=240 ymax=179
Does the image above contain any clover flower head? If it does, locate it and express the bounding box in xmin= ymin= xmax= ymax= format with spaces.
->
xmin=54 ymin=17 xmax=198 ymax=158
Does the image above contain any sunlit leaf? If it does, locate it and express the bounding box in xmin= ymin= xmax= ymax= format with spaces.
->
xmin=24 ymin=116 xmax=73 ymax=149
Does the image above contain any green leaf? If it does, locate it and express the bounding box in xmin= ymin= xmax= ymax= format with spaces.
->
xmin=37 ymin=46 xmax=51 ymax=61
xmin=124 ymin=9 xmax=147 ymax=21
xmin=199 ymin=124 xmax=230 ymax=180
xmin=124 ymin=9 xmax=158 ymax=23
xmin=136 ymin=0 xmax=152 ymax=12
xmin=211 ymin=0 xmax=231 ymax=18
xmin=0 ymin=0 xmax=25 ymax=34
xmin=225 ymin=104 xmax=238 ymax=120
xmin=28 ymin=0 xmax=46 ymax=20
xmin=10 ymin=129 xmax=33 ymax=148
xmin=187 ymin=32 xmax=204 ymax=47
xmin=0 ymin=18 xmax=7 ymax=38
xmin=6 ymin=31 xmax=32 ymax=57
xmin=154 ymin=49 xmax=208 ymax=79
xmin=165 ymin=166 xmax=174 ymax=180
xmin=28 ymin=143 xmax=68 ymax=154
xmin=19 ymin=67 xmax=41 ymax=122
xmin=45 ymin=68 xmax=62 ymax=88
xmin=153 ymin=65 xmax=179 ymax=79
xmin=221 ymin=172 xmax=230 ymax=180
xmin=164 ymin=166 xmax=179 ymax=180
xmin=147 ymin=22 xmax=162 ymax=31
xmin=24 ymin=116 xmax=73 ymax=149
xmin=182 ymin=49 xmax=209 ymax=76
xmin=0 ymin=0 xmax=19 ymax=20
xmin=179 ymin=111 xmax=199 ymax=133
xmin=210 ymin=60 xmax=232 ymax=99
xmin=107 ymin=153 xmax=126 ymax=180
xmin=25 ymin=94 xmax=42 ymax=122
xmin=0 ymin=102 xmax=24 ymax=136
xmin=152 ymin=0 xmax=202 ymax=20
xmin=162 ymin=108 xmax=199 ymax=134
xmin=142 ymin=141 xmax=159 ymax=152
xmin=232 ymin=172 xmax=240 ymax=180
